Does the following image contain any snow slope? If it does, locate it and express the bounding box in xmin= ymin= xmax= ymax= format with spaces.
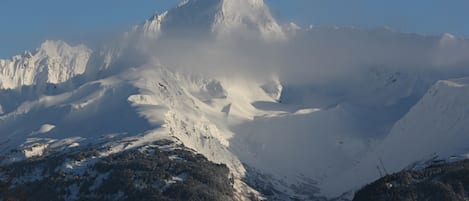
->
xmin=322 ymin=76 xmax=469 ymax=197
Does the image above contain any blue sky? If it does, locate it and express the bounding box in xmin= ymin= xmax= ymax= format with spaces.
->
xmin=1 ymin=0 xmax=469 ymax=57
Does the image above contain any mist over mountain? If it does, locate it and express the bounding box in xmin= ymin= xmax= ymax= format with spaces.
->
xmin=1 ymin=0 xmax=469 ymax=200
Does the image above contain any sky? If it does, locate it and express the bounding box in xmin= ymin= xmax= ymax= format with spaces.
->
xmin=1 ymin=0 xmax=469 ymax=57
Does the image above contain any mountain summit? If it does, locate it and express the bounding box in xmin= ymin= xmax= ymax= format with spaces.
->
xmin=139 ymin=0 xmax=286 ymax=40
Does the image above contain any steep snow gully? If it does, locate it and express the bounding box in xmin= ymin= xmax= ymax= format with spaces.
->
xmin=1 ymin=0 xmax=469 ymax=200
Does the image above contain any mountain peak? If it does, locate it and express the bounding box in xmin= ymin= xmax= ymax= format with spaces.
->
xmin=0 ymin=40 xmax=91 ymax=89
xmin=214 ymin=0 xmax=285 ymax=40
xmin=439 ymin=32 xmax=457 ymax=45
xmin=138 ymin=0 xmax=285 ymax=41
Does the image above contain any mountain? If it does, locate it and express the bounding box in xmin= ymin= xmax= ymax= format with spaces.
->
xmin=1 ymin=0 xmax=469 ymax=200
xmin=321 ymin=76 xmax=469 ymax=197
xmin=0 ymin=41 xmax=91 ymax=90
xmin=136 ymin=0 xmax=285 ymax=40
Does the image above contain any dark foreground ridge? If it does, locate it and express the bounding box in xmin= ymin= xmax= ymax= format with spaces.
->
xmin=0 ymin=140 xmax=234 ymax=201
xmin=353 ymin=159 xmax=469 ymax=201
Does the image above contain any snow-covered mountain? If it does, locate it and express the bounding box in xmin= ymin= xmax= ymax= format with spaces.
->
xmin=0 ymin=41 xmax=91 ymax=90
xmin=135 ymin=0 xmax=285 ymax=41
xmin=321 ymin=76 xmax=469 ymax=197
xmin=1 ymin=0 xmax=469 ymax=200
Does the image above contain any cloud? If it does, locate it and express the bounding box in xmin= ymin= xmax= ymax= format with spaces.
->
xmin=101 ymin=19 xmax=469 ymax=92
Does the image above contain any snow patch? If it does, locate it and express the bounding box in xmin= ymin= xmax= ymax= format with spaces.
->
xmin=23 ymin=143 xmax=48 ymax=158
xmin=31 ymin=124 xmax=56 ymax=135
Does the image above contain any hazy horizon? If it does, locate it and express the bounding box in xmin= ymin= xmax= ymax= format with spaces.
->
xmin=1 ymin=0 xmax=469 ymax=57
